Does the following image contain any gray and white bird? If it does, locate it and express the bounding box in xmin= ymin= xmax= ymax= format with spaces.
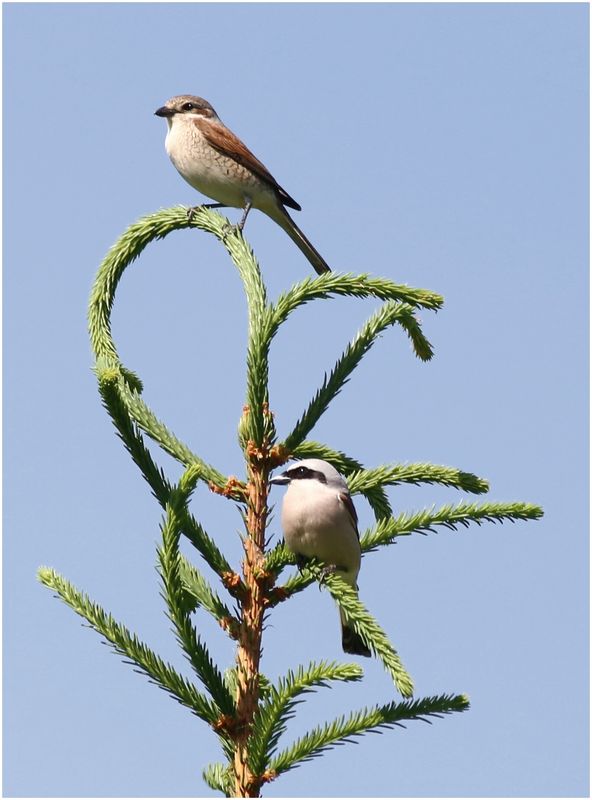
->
xmin=269 ymin=459 xmax=371 ymax=657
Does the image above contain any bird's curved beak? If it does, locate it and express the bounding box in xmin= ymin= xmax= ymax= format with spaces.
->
xmin=155 ymin=106 xmax=174 ymax=118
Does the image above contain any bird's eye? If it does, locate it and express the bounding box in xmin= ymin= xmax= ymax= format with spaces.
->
xmin=182 ymin=102 xmax=195 ymax=111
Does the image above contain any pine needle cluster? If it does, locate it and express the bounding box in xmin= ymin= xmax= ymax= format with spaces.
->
xmin=38 ymin=207 xmax=543 ymax=796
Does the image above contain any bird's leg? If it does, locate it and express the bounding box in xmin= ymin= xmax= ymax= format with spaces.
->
xmin=315 ymin=564 xmax=342 ymax=593
xmin=187 ymin=203 xmax=227 ymax=222
xmin=293 ymin=555 xmax=342 ymax=591
xmin=237 ymin=199 xmax=253 ymax=231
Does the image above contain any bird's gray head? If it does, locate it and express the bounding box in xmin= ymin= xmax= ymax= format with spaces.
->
xmin=269 ymin=459 xmax=349 ymax=492
xmin=154 ymin=95 xmax=218 ymax=123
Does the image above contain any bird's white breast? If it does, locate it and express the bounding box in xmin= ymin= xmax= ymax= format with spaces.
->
xmin=164 ymin=116 xmax=260 ymax=209
xmin=281 ymin=481 xmax=361 ymax=583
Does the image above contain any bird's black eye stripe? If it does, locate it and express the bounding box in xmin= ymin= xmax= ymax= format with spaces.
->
xmin=286 ymin=466 xmax=327 ymax=483
xmin=181 ymin=102 xmax=195 ymax=111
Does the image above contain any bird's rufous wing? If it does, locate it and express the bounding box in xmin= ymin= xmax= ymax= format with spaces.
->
xmin=193 ymin=117 xmax=301 ymax=211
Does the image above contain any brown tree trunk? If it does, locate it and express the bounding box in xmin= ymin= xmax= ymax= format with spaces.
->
xmin=233 ymin=462 xmax=269 ymax=797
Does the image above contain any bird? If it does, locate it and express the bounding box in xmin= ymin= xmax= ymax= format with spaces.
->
xmin=269 ymin=459 xmax=371 ymax=656
xmin=154 ymin=95 xmax=331 ymax=275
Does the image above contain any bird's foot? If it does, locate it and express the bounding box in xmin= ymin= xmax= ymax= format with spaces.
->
xmin=187 ymin=203 xmax=226 ymax=223
xmin=221 ymin=221 xmax=237 ymax=239
xmin=319 ymin=564 xmax=338 ymax=580
xmin=294 ymin=557 xmax=342 ymax=591
xmin=295 ymin=554 xmax=312 ymax=572
xmin=317 ymin=564 xmax=342 ymax=592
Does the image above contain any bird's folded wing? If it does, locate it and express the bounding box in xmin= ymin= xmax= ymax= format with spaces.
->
xmin=193 ymin=117 xmax=302 ymax=211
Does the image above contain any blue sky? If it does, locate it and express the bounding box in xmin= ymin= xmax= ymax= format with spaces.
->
xmin=3 ymin=2 xmax=589 ymax=797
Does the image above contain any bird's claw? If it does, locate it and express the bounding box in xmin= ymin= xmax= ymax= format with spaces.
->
xmin=187 ymin=203 xmax=226 ymax=223
xmin=294 ymin=556 xmax=341 ymax=592
xmin=295 ymin=554 xmax=311 ymax=572
xmin=221 ymin=221 xmax=236 ymax=239
xmin=319 ymin=564 xmax=338 ymax=580
xmin=314 ymin=564 xmax=340 ymax=592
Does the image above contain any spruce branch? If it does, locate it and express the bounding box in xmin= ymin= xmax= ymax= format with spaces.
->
xmin=283 ymin=301 xmax=434 ymax=454
xmin=263 ymin=545 xmax=336 ymax=604
xmin=97 ymin=366 xmax=233 ymax=577
xmin=89 ymin=207 xmax=201 ymax=365
xmin=262 ymin=555 xmax=414 ymax=696
xmin=97 ymin=363 xmax=174 ymax=503
xmin=272 ymin=274 xmax=444 ymax=327
xmin=88 ymin=206 xmax=265 ymax=486
xmin=266 ymin=693 xmax=470 ymax=780
xmin=263 ymin=541 xmax=301 ymax=582
xmin=158 ymin=473 xmax=236 ymax=716
xmin=241 ymin=309 xmax=277 ymax=448
xmin=248 ymin=661 xmax=364 ymax=777
xmin=361 ymin=500 xmax=544 ymax=552
xmin=36 ymin=567 xmax=220 ymax=725
xmin=33 ymin=207 xmax=543 ymax=795
xmin=203 ymin=762 xmax=235 ymax=796
xmin=120 ymin=381 xmax=229 ymax=490
xmin=225 ymin=225 xmax=275 ymax=448
xmin=310 ymin=567 xmax=414 ymax=698
xmin=262 ymin=542 xmax=321 ymax=600
xmin=88 ymin=206 xmax=259 ymax=365
xmin=279 ymin=571 xmax=316 ymax=598
xmin=222 ymin=668 xmax=274 ymax=704
xmin=290 ymin=441 xmax=366 ymax=473
xmin=178 ymin=556 xmax=239 ymax=636
xmin=347 ymin=463 xmax=489 ymax=496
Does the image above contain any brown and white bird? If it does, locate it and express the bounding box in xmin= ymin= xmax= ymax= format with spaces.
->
xmin=155 ymin=95 xmax=331 ymax=275
xmin=269 ymin=459 xmax=371 ymax=657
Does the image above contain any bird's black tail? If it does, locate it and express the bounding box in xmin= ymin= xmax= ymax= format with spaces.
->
xmin=271 ymin=205 xmax=331 ymax=275
xmin=341 ymin=621 xmax=371 ymax=657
